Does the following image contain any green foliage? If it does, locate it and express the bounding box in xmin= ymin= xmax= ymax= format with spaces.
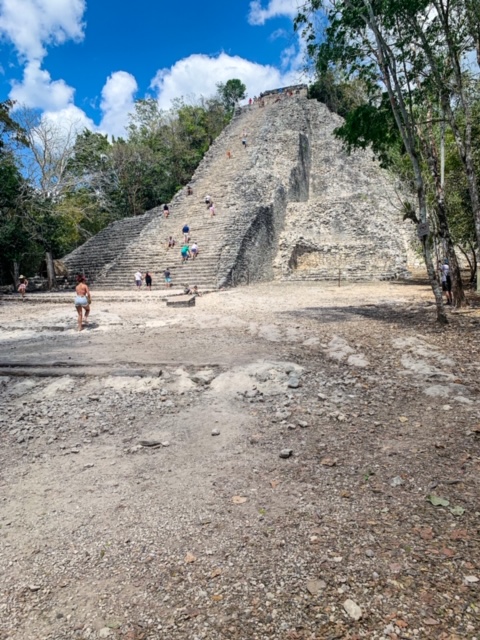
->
xmin=216 ymin=79 xmax=247 ymax=111
xmin=308 ymin=70 xmax=367 ymax=118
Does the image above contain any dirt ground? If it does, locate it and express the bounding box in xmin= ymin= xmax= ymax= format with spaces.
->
xmin=0 ymin=281 xmax=479 ymax=640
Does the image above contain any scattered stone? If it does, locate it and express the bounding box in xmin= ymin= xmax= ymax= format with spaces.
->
xmin=279 ymin=449 xmax=293 ymax=459
xmin=464 ymin=575 xmax=479 ymax=585
xmin=343 ymin=598 xmax=362 ymax=621
xmin=306 ymin=579 xmax=327 ymax=595
xmin=390 ymin=476 xmax=405 ymax=487
xmin=184 ymin=552 xmax=196 ymax=563
xmin=287 ymin=377 xmax=301 ymax=389
xmin=347 ymin=354 xmax=369 ymax=368
xmin=297 ymin=420 xmax=309 ymax=428
xmin=191 ymin=369 xmax=216 ymax=385
xmin=365 ymin=549 xmax=375 ymax=558
xmin=98 ymin=628 xmax=112 ymax=638
xmin=211 ymin=429 xmax=220 ymax=436
xmin=320 ymin=457 xmax=337 ymax=467
xmin=28 ymin=585 xmax=41 ymax=592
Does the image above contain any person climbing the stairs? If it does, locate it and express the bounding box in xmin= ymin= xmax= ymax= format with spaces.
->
xmin=167 ymin=236 xmax=176 ymax=249
xmin=209 ymin=202 xmax=215 ymax=217
xmin=163 ymin=268 xmax=172 ymax=288
xmin=163 ymin=204 xmax=170 ymax=218
xmin=191 ymin=242 xmax=199 ymax=259
xmin=182 ymin=224 xmax=190 ymax=243
xmin=204 ymin=195 xmax=211 ymax=208
xmin=181 ymin=243 xmax=191 ymax=263
xmin=241 ymin=131 xmax=247 ymax=148
xmin=145 ymin=271 xmax=152 ymax=290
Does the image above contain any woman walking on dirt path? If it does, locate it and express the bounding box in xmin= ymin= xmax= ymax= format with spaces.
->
xmin=74 ymin=276 xmax=91 ymax=331
xmin=17 ymin=275 xmax=28 ymax=301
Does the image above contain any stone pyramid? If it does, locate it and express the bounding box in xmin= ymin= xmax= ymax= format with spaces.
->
xmin=62 ymin=90 xmax=414 ymax=289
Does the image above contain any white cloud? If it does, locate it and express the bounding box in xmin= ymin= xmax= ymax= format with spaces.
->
xmin=9 ymin=60 xmax=75 ymax=110
xmin=41 ymin=104 xmax=95 ymax=136
xmin=248 ymin=0 xmax=300 ymax=26
xmin=98 ymin=71 xmax=138 ymax=138
xmin=151 ymin=52 xmax=304 ymax=109
xmin=0 ymin=0 xmax=86 ymax=62
xmin=269 ymin=28 xmax=288 ymax=41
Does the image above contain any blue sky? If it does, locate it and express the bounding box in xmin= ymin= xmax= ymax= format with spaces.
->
xmin=0 ymin=0 xmax=307 ymax=136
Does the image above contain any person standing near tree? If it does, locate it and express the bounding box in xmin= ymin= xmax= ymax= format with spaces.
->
xmin=439 ymin=259 xmax=453 ymax=306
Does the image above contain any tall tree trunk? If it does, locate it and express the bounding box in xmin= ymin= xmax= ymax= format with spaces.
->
xmin=422 ymin=237 xmax=448 ymax=324
xmin=360 ymin=0 xmax=448 ymax=323
xmin=12 ymin=260 xmax=20 ymax=290
xmin=419 ymin=111 xmax=467 ymax=307
xmin=46 ymin=251 xmax=57 ymax=290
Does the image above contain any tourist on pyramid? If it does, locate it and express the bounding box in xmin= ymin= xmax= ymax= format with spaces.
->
xmin=191 ymin=242 xmax=199 ymax=259
xmin=181 ymin=244 xmax=191 ymax=263
xmin=167 ymin=236 xmax=176 ymax=249
xmin=134 ymin=271 xmax=143 ymax=288
xmin=182 ymin=224 xmax=190 ymax=243
xmin=187 ymin=185 xmax=193 ymax=196
xmin=163 ymin=268 xmax=172 ymax=288
xmin=241 ymin=132 xmax=247 ymax=148
xmin=209 ymin=203 xmax=215 ymax=217
xmin=74 ymin=276 xmax=91 ymax=332
xmin=163 ymin=204 xmax=170 ymax=218
xmin=145 ymin=272 xmax=152 ymax=291
xmin=205 ymin=195 xmax=211 ymax=207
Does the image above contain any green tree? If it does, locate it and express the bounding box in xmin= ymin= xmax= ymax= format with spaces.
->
xmin=216 ymin=79 xmax=247 ymax=112
xmin=295 ymin=0 xmax=480 ymax=318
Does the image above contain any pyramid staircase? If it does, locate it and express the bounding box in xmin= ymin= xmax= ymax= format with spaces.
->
xmin=63 ymin=104 xmax=272 ymax=290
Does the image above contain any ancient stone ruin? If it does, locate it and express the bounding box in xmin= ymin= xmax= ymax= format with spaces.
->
xmin=62 ymin=91 xmax=414 ymax=289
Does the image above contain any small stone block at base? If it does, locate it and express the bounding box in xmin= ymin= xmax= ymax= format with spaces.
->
xmin=166 ymin=295 xmax=196 ymax=307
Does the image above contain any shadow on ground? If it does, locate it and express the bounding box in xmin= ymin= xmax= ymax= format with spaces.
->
xmin=282 ymin=303 xmax=434 ymax=328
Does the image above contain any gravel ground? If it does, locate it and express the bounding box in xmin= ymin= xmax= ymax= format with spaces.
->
xmin=0 ymin=281 xmax=479 ymax=640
